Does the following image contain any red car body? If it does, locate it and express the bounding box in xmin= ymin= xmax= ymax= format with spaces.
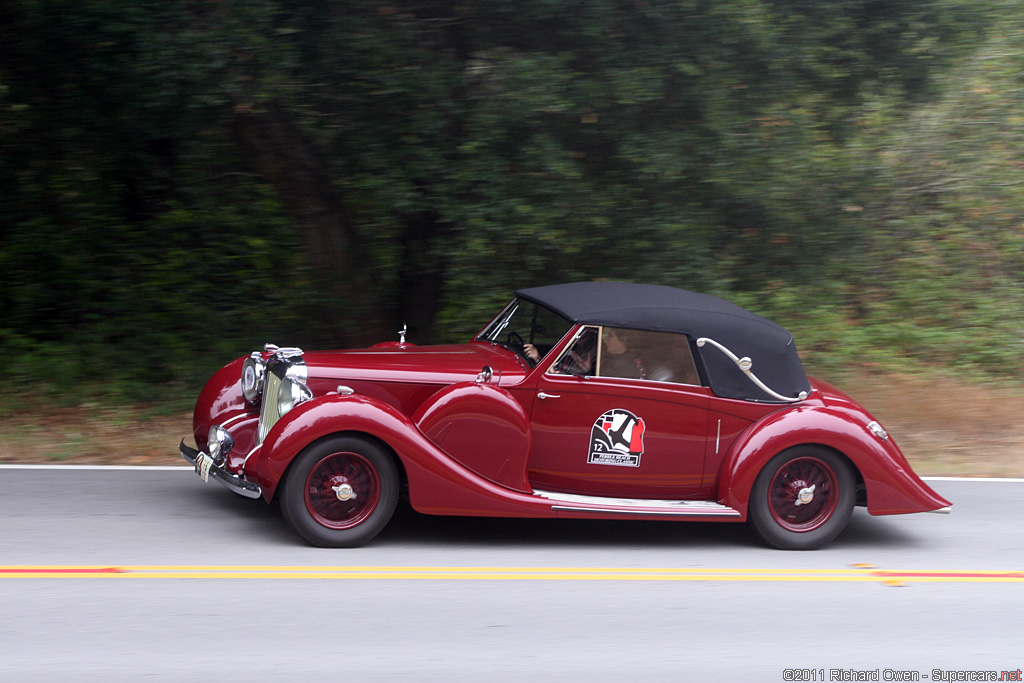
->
xmin=181 ymin=283 xmax=950 ymax=549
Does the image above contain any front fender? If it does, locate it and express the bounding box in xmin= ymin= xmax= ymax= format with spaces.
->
xmin=249 ymin=393 xmax=552 ymax=518
xmin=192 ymin=356 xmax=259 ymax=462
xmin=250 ymin=393 xmax=411 ymax=500
xmin=720 ymin=405 xmax=951 ymax=516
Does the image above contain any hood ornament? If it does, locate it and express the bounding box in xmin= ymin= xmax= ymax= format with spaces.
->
xmin=264 ymin=343 xmax=304 ymax=360
xmin=398 ymin=324 xmax=407 ymax=344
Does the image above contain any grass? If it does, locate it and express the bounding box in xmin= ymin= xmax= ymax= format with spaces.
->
xmin=1 ymin=370 xmax=1021 ymax=476
xmin=836 ymin=371 xmax=1024 ymax=478
xmin=0 ymin=403 xmax=193 ymax=467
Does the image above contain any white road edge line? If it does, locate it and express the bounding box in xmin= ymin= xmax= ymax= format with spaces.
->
xmin=0 ymin=464 xmax=1022 ymax=483
xmin=0 ymin=465 xmax=193 ymax=471
xmin=923 ymin=476 xmax=1024 ymax=483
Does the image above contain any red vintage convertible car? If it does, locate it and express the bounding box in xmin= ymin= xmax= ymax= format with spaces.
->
xmin=180 ymin=282 xmax=950 ymax=549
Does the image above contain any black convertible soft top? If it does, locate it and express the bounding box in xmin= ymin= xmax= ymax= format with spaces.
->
xmin=516 ymin=282 xmax=810 ymax=402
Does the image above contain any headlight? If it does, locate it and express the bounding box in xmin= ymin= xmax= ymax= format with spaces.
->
xmin=241 ymin=354 xmax=266 ymax=403
xmin=207 ymin=425 xmax=235 ymax=464
xmin=277 ymin=378 xmax=314 ymax=418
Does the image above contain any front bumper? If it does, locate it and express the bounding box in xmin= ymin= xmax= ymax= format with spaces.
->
xmin=179 ymin=440 xmax=262 ymax=499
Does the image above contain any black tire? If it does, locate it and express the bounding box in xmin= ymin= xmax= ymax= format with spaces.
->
xmin=280 ymin=435 xmax=399 ymax=548
xmin=748 ymin=446 xmax=855 ymax=550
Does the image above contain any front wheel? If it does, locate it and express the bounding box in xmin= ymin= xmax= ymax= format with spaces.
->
xmin=748 ymin=446 xmax=855 ymax=550
xmin=280 ymin=435 xmax=399 ymax=547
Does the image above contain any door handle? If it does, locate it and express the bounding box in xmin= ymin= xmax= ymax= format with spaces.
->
xmin=537 ymin=392 xmax=561 ymax=400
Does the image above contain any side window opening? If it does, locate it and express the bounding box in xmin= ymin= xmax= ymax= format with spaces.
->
xmin=618 ymin=329 xmax=700 ymax=385
xmin=549 ymin=326 xmax=700 ymax=386
xmin=550 ymin=327 xmax=598 ymax=376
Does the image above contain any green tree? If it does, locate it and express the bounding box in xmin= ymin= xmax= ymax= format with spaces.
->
xmin=0 ymin=0 xmax=1012 ymax=395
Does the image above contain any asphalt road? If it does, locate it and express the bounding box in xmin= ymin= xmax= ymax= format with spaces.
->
xmin=1 ymin=466 xmax=1022 ymax=682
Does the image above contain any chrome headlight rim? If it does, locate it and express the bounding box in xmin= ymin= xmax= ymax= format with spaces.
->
xmin=277 ymin=377 xmax=314 ymax=418
xmin=241 ymin=354 xmax=266 ymax=403
xmin=207 ymin=424 xmax=235 ymax=464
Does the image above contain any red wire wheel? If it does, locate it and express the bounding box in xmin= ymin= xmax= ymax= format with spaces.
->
xmin=749 ymin=447 xmax=856 ymax=550
xmin=765 ymin=456 xmax=838 ymax=533
xmin=281 ymin=435 xmax=399 ymax=548
xmin=303 ymin=451 xmax=382 ymax=530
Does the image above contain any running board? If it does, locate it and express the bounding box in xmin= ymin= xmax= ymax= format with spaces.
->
xmin=534 ymin=490 xmax=741 ymax=518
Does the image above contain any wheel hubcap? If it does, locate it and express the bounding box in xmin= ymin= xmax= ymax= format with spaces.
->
xmin=304 ymin=452 xmax=381 ymax=530
xmin=332 ymin=482 xmax=356 ymax=501
xmin=767 ymin=457 xmax=838 ymax=532
xmin=794 ymin=483 xmax=815 ymax=506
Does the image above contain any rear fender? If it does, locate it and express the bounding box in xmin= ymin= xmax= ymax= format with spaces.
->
xmin=719 ymin=405 xmax=951 ymax=517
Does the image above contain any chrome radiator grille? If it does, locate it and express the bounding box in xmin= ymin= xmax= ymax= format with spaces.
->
xmin=257 ymin=370 xmax=283 ymax=444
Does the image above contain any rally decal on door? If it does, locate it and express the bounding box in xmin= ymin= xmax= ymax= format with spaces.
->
xmin=588 ymin=409 xmax=646 ymax=467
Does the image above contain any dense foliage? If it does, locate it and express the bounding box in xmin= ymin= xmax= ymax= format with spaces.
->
xmin=1 ymin=0 xmax=1022 ymax=399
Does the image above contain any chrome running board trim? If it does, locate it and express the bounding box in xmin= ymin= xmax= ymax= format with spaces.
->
xmin=534 ymin=490 xmax=741 ymax=517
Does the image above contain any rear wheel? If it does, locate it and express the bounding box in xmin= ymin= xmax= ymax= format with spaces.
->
xmin=748 ymin=446 xmax=855 ymax=550
xmin=280 ymin=435 xmax=399 ymax=548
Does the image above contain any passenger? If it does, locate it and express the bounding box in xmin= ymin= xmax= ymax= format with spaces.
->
xmin=599 ymin=328 xmax=644 ymax=379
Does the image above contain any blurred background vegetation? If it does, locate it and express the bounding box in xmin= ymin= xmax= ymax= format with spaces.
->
xmin=2 ymin=0 xmax=1023 ymax=407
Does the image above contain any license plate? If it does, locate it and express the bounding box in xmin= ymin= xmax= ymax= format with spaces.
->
xmin=197 ymin=453 xmax=214 ymax=483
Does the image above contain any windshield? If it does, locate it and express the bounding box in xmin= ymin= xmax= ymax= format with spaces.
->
xmin=476 ymin=298 xmax=573 ymax=365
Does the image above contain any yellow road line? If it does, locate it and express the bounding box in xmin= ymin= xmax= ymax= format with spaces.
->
xmin=1 ymin=566 xmax=1023 ymax=582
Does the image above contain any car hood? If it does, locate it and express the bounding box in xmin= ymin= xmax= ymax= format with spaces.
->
xmin=301 ymin=343 xmax=527 ymax=387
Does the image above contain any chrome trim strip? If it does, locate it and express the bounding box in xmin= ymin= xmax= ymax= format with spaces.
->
xmin=696 ymin=337 xmax=808 ymax=402
xmin=241 ymin=444 xmax=261 ymax=475
xmin=220 ymin=413 xmax=252 ymax=430
xmin=534 ymin=489 xmax=741 ymax=517
xmin=551 ymin=505 xmax=741 ymax=517
xmin=179 ymin=440 xmax=262 ymax=499
xmin=928 ymin=506 xmax=953 ymax=515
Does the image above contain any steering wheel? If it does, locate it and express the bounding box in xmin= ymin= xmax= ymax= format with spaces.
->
xmin=506 ymin=331 xmax=526 ymax=354
xmin=510 ymin=331 xmax=543 ymax=367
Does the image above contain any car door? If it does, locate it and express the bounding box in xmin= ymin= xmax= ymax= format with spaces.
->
xmin=527 ymin=327 xmax=713 ymax=500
